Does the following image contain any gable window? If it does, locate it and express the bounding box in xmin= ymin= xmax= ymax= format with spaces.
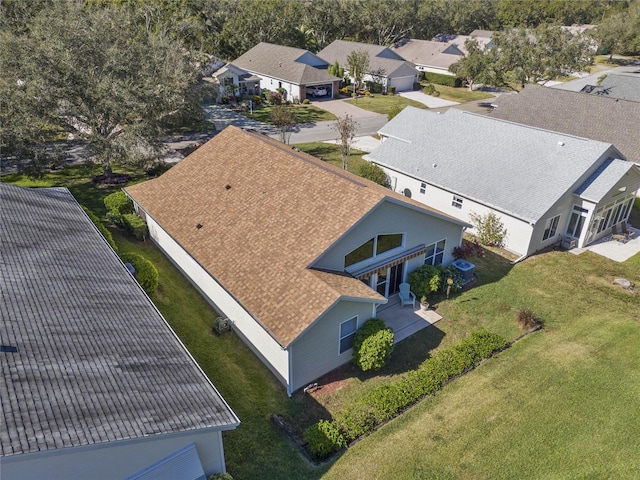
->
xmin=345 ymin=234 xmax=405 ymax=268
xmin=542 ymin=215 xmax=560 ymax=241
xmin=339 ymin=317 xmax=358 ymax=354
xmin=425 ymin=239 xmax=446 ymax=266
xmin=452 ymin=195 xmax=463 ymax=209
xmin=420 ymin=182 xmax=426 ymax=195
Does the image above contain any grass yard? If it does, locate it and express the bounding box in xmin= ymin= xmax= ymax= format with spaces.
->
xmin=3 ymin=165 xmax=640 ymax=479
xmin=345 ymin=95 xmax=427 ymax=115
xmin=422 ymin=84 xmax=495 ymax=103
xmin=294 ymin=142 xmax=369 ymax=175
xmin=245 ymin=103 xmax=336 ymax=124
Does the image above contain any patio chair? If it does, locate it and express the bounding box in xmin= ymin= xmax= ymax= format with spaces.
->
xmin=611 ymin=225 xmax=626 ymax=243
xmin=622 ymin=222 xmax=635 ymax=242
xmin=398 ymin=283 xmax=416 ymax=309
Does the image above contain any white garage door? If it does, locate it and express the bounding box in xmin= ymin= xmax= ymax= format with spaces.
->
xmin=389 ymin=76 xmax=415 ymax=92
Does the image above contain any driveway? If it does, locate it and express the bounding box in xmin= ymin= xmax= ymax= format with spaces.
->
xmin=398 ymin=90 xmax=459 ymax=108
xmin=309 ymin=96 xmax=385 ymax=119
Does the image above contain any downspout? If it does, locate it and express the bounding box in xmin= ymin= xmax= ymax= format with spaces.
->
xmin=287 ymin=345 xmax=293 ymax=398
xmin=509 ymin=253 xmax=528 ymax=265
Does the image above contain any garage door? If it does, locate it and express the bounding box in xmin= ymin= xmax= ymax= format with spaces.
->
xmin=388 ymin=76 xmax=415 ymax=92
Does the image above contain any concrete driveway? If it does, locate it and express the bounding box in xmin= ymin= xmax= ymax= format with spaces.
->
xmin=309 ymin=96 xmax=385 ymax=119
xmin=398 ymin=90 xmax=459 ymax=108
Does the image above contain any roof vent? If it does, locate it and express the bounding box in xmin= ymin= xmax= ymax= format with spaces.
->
xmin=433 ymin=163 xmax=438 ymax=168
xmin=558 ymin=141 xmax=565 ymax=147
xmin=225 ymin=184 xmax=232 ymax=190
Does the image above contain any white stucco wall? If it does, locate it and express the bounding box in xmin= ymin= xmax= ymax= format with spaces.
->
xmin=1 ymin=430 xmax=227 ymax=480
xmin=143 ymin=213 xmax=291 ymax=389
xmin=258 ymin=76 xmax=302 ymax=102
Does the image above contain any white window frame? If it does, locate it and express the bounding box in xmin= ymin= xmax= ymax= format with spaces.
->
xmin=452 ymin=195 xmax=463 ymax=209
xmin=542 ymin=215 xmax=560 ymax=241
xmin=339 ymin=316 xmax=358 ymax=354
xmin=419 ymin=182 xmax=426 ymax=195
xmin=424 ymin=239 xmax=446 ymax=266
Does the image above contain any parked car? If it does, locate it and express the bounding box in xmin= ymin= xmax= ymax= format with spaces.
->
xmin=305 ymin=85 xmax=328 ymax=97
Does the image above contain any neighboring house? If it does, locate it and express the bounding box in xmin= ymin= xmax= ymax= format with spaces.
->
xmin=215 ymin=42 xmax=341 ymax=102
xmin=213 ymin=63 xmax=262 ymax=101
xmin=0 ymin=183 xmax=239 ymax=480
xmin=365 ymin=107 xmax=640 ymax=258
xmin=124 ymin=126 xmax=468 ymax=396
xmin=490 ymin=84 xmax=640 ymax=164
xmin=318 ymin=40 xmax=419 ymax=92
xmin=579 ymin=72 xmax=640 ymax=103
xmin=392 ymin=38 xmax=466 ymax=76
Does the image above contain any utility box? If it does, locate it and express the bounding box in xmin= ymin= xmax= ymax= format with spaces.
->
xmin=452 ymin=259 xmax=475 ymax=284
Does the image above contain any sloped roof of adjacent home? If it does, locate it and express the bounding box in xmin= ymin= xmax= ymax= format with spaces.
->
xmin=367 ymin=107 xmax=623 ymax=224
xmin=491 ymin=84 xmax=640 ymax=163
xmin=0 ymin=183 xmax=239 ymax=458
xmin=231 ymin=42 xmax=340 ymax=85
xmin=391 ymin=38 xmax=464 ymax=70
xmin=318 ymin=40 xmax=416 ymax=77
xmin=581 ymin=73 xmax=640 ymax=103
xmin=125 ymin=127 xmax=465 ymax=348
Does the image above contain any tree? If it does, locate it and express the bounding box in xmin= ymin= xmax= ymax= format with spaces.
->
xmin=593 ymin=1 xmax=640 ymax=57
xmin=449 ymin=38 xmax=501 ymax=91
xmin=346 ymin=50 xmax=370 ymax=93
xmin=270 ymin=105 xmax=296 ymax=145
xmin=469 ymin=211 xmax=507 ymax=247
xmin=1 ymin=2 xmax=204 ymax=175
xmin=332 ymin=114 xmax=359 ymax=170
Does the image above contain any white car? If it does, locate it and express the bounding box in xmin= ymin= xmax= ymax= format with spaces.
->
xmin=305 ymin=86 xmax=328 ymax=97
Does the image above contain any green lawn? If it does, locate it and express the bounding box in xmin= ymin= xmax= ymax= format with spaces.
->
xmin=245 ymin=103 xmax=336 ymax=124
xmin=345 ymin=95 xmax=427 ymax=115
xmin=294 ymin=142 xmax=369 ymax=175
xmin=3 ymin=166 xmax=640 ymax=479
xmin=422 ymin=84 xmax=495 ymax=103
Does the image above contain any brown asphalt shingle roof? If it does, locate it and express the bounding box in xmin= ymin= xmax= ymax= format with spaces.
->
xmin=490 ymin=84 xmax=640 ymax=163
xmin=232 ymin=42 xmax=340 ymax=85
xmin=125 ymin=127 xmax=461 ymax=347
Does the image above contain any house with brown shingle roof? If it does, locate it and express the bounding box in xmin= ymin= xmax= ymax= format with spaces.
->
xmin=215 ymin=42 xmax=341 ymax=102
xmin=124 ymin=126 xmax=468 ymax=396
xmin=318 ymin=40 xmax=419 ymax=92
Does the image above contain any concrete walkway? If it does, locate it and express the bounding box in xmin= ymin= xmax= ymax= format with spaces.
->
xmin=398 ymin=90 xmax=459 ymax=108
xmin=323 ymin=135 xmax=381 ymax=153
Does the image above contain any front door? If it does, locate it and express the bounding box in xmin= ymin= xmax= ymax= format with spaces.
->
xmin=566 ymin=206 xmax=588 ymax=241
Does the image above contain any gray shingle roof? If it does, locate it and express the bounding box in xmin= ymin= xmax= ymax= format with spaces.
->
xmin=318 ymin=40 xmax=416 ymax=78
xmin=0 ymin=184 xmax=239 ymax=458
xmin=391 ymin=38 xmax=464 ymax=70
xmin=232 ymin=42 xmax=340 ymax=85
xmin=575 ymin=157 xmax=640 ymax=202
xmin=580 ymin=73 xmax=640 ymax=103
xmin=490 ymin=84 xmax=640 ymax=163
xmin=367 ymin=107 xmax=621 ymax=223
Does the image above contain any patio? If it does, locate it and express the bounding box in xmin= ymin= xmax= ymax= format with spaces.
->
xmin=570 ymin=225 xmax=640 ymax=262
xmin=376 ymin=298 xmax=442 ymax=343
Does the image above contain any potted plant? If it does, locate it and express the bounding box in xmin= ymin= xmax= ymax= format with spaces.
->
xmin=420 ymin=295 xmax=429 ymax=311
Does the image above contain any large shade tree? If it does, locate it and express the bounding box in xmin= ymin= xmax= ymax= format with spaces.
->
xmin=0 ymin=2 xmax=205 ymax=175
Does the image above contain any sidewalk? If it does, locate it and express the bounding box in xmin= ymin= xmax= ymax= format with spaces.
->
xmin=398 ymin=91 xmax=459 ymax=108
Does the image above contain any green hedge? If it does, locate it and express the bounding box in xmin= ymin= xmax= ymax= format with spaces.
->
xmin=120 ymin=252 xmax=159 ymax=294
xmin=122 ymin=213 xmax=147 ymax=240
xmin=104 ymin=191 xmax=134 ymax=214
xmin=82 ymin=206 xmax=118 ymax=252
xmin=303 ymin=329 xmax=507 ymax=459
xmin=353 ymin=318 xmax=394 ymax=372
xmin=422 ymin=71 xmax=463 ymax=87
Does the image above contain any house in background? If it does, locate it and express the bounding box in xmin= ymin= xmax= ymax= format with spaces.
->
xmin=0 ymin=183 xmax=239 ymax=480
xmin=366 ymin=107 xmax=640 ymax=258
xmin=214 ymin=42 xmax=341 ymax=102
xmin=391 ymin=38 xmax=466 ymax=77
xmin=490 ymin=84 xmax=640 ymax=164
xmin=125 ymin=126 xmax=468 ymax=396
xmin=578 ymin=72 xmax=640 ymax=103
xmin=213 ymin=62 xmax=262 ymax=102
xmin=318 ymin=40 xmax=418 ymax=92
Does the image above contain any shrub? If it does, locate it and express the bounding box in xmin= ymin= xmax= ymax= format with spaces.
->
xmin=104 ymin=191 xmax=134 ymax=215
xmin=431 ymin=89 xmax=441 ymax=97
xmin=358 ymin=162 xmax=389 ymax=187
xmin=353 ymin=318 xmax=394 ymax=372
xmin=423 ymin=72 xmax=463 ymax=87
xmin=408 ymin=264 xmax=441 ymax=299
xmin=304 ymin=329 xmax=508 ymax=459
xmin=302 ymin=98 xmax=310 ymax=104
xmin=82 ymin=206 xmax=117 ymax=252
xmin=517 ymin=309 xmax=542 ymax=331
xmin=265 ymin=90 xmax=283 ymax=105
xmin=453 ymin=239 xmax=485 ymax=260
xmin=387 ymin=104 xmax=402 ymax=121
xmin=145 ymin=161 xmax=172 ymax=177
xmin=469 ymin=211 xmax=507 ymax=247
xmin=208 ymin=474 xmax=234 ymax=480
xmin=303 ymin=419 xmax=346 ymax=460
xmin=122 ymin=213 xmax=147 ymax=240
xmin=423 ymin=83 xmax=436 ymax=95
xmin=388 ymin=86 xmax=396 ymax=95
xmin=437 ymin=264 xmax=463 ymax=293
xmin=120 ymin=252 xmax=158 ymax=294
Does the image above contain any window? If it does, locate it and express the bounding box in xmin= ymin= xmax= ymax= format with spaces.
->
xmin=566 ymin=206 xmax=588 ymax=239
xmin=452 ymin=195 xmax=463 ymax=209
xmin=339 ymin=317 xmax=358 ymax=354
xmin=425 ymin=239 xmax=446 ymax=266
xmin=542 ymin=215 xmax=560 ymax=241
xmin=344 ymin=234 xmax=404 ymax=268
xmin=420 ymin=182 xmax=426 ymax=195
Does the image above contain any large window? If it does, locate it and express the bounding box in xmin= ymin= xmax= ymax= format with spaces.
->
xmin=339 ymin=317 xmax=358 ymax=354
xmin=345 ymin=234 xmax=404 ymax=268
xmin=425 ymin=239 xmax=446 ymax=266
xmin=542 ymin=215 xmax=560 ymax=241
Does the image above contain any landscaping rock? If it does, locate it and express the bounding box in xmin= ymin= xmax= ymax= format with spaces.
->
xmin=613 ymin=278 xmax=634 ymax=290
